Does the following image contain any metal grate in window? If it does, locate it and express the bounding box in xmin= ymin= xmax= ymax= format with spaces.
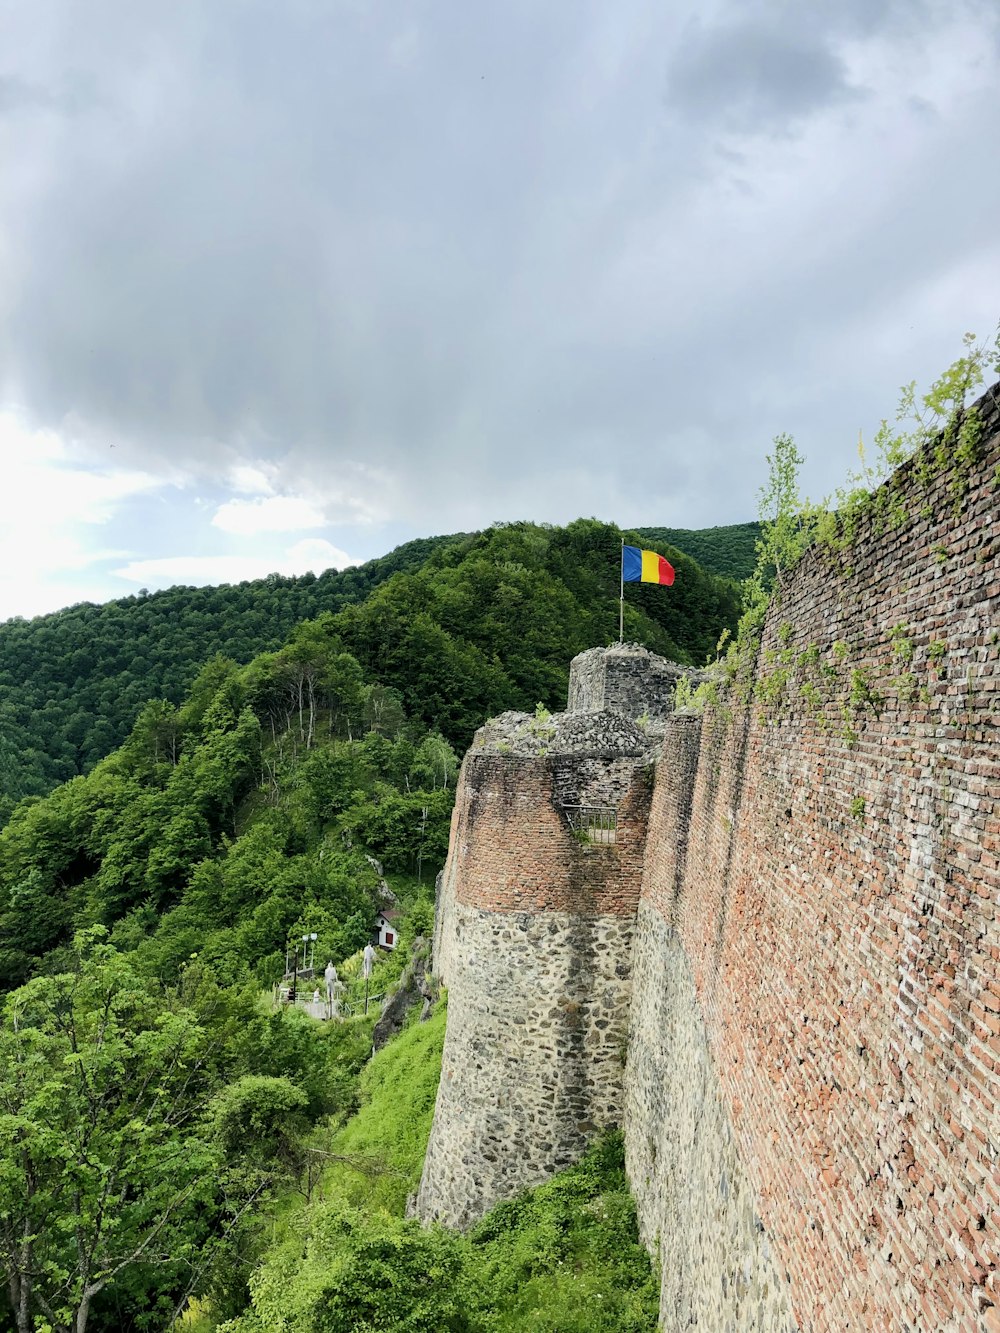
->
xmin=561 ymin=805 xmax=618 ymax=844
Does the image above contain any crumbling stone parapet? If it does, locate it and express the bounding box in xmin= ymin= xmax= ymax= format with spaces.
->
xmin=568 ymin=642 xmax=704 ymax=727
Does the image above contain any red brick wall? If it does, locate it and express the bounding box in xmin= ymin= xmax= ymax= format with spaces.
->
xmin=449 ymin=753 xmax=651 ymax=917
xmin=645 ymin=385 xmax=1000 ymax=1330
xmin=422 ymin=746 xmax=654 ymax=1227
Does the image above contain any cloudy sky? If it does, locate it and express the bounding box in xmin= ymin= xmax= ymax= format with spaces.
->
xmin=1 ymin=0 xmax=998 ymax=620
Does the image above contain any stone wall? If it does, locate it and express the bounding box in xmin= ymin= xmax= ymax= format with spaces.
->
xmin=417 ymin=904 xmax=635 ymax=1228
xmin=568 ymin=643 xmax=692 ymax=724
xmin=419 ymin=711 xmax=656 ymax=1227
xmin=623 ymin=712 xmax=795 ymax=1329
xmin=634 ymin=383 xmax=1000 ymax=1330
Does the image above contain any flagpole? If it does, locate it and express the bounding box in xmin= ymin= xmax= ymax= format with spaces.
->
xmin=619 ymin=538 xmax=624 ymax=644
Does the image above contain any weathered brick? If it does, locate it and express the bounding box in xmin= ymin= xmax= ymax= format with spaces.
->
xmin=420 ymin=382 xmax=1000 ymax=1332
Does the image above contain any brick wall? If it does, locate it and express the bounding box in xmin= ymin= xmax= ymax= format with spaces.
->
xmin=444 ymin=751 xmax=651 ymax=920
xmin=625 ymin=904 xmax=795 ymax=1330
xmin=419 ymin=741 xmax=655 ymax=1226
xmin=636 ymin=384 xmax=1000 ymax=1331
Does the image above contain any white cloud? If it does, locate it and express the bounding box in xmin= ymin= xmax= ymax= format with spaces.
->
xmin=211 ymin=494 xmax=327 ymax=535
xmin=227 ymin=460 xmax=278 ymax=495
xmin=286 ymin=537 xmax=360 ymax=567
xmin=0 ymin=409 xmax=164 ymax=619
xmin=113 ymin=537 xmax=359 ymax=588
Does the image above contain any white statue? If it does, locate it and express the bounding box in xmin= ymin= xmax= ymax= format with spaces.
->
xmin=324 ymin=961 xmax=337 ymax=998
xmin=362 ymin=942 xmax=376 ymax=979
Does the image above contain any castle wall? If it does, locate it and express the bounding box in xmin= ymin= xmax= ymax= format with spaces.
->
xmin=417 ymin=904 xmax=635 ymax=1227
xmin=623 ymin=714 xmax=796 ymax=1329
xmin=631 ymin=385 xmax=1000 ymax=1330
xmin=627 ymin=904 xmax=795 ymax=1331
xmin=417 ymin=748 xmax=652 ymax=1227
xmin=420 ymin=388 xmax=1000 ymax=1330
xmin=434 ymin=748 xmax=652 ymax=988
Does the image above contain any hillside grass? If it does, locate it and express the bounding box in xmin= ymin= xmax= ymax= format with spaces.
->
xmin=222 ymin=995 xmax=659 ymax=1333
xmin=319 ymin=1000 xmax=448 ymax=1213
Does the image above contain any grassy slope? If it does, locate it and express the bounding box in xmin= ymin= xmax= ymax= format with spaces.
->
xmin=224 ymin=1000 xmax=658 ymax=1332
xmin=324 ymin=1003 xmax=448 ymax=1213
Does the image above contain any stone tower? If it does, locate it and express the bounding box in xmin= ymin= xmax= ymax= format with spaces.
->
xmin=567 ymin=642 xmax=694 ymax=723
xmin=416 ymin=645 xmax=673 ymax=1228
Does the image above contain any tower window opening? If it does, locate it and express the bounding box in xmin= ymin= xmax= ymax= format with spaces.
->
xmin=562 ymin=805 xmax=618 ymax=844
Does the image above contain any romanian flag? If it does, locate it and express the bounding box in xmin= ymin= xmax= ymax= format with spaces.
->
xmin=622 ymin=545 xmax=675 ymax=586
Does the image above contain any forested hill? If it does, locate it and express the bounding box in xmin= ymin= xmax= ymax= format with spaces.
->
xmin=303 ymin=518 xmax=740 ymax=741
xmin=0 ymin=516 xmax=736 ymax=1326
xmin=0 ymin=533 xmax=461 ymax=820
xmin=636 ymin=521 xmax=760 ymax=581
xmin=0 ymin=514 xmax=738 ymax=983
xmin=0 ymin=518 xmax=740 ymax=822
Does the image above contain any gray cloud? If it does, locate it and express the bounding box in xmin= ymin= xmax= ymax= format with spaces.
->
xmin=659 ymin=0 xmax=985 ymax=136
xmin=0 ymin=70 xmax=99 ymax=117
xmin=664 ymin=22 xmax=860 ymax=132
xmin=0 ymin=77 xmax=55 ymax=115
xmin=0 ymin=0 xmax=998 ymax=561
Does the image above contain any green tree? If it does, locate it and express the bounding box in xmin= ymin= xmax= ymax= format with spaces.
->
xmin=0 ymin=936 xmax=220 ymax=1333
xmin=209 ymin=1075 xmax=310 ymax=1181
xmin=409 ymin=733 xmax=459 ymax=792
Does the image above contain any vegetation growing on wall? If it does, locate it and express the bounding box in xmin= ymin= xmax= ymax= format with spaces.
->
xmin=677 ymin=328 xmax=1000 ymax=723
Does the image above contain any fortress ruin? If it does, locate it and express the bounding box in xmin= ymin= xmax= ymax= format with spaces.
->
xmin=418 ymin=383 xmax=1000 ymax=1331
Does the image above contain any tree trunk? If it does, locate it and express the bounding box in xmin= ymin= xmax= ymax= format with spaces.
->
xmin=16 ymin=1218 xmax=33 ymax=1333
xmin=75 ymin=1292 xmax=92 ymax=1333
xmin=7 ymin=1269 xmax=30 ymax=1333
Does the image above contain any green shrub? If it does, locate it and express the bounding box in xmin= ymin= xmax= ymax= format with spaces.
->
xmin=224 ymin=1207 xmax=479 ymax=1333
xmin=469 ymin=1131 xmax=659 ymax=1333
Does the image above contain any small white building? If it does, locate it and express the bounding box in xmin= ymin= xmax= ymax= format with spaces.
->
xmin=375 ymin=910 xmax=400 ymax=949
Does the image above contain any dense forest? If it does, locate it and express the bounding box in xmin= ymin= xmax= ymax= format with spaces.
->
xmin=0 ymin=519 xmax=742 ymax=822
xmin=0 ymin=516 xmax=741 ymax=1330
xmin=0 ymin=534 xmax=460 ymax=820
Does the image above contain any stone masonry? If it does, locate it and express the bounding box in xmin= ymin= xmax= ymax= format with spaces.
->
xmin=417 ymin=906 xmax=636 ymax=1228
xmin=420 ymin=381 xmax=1000 ymax=1331
xmin=623 ymin=710 xmax=796 ymax=1329
xmin=567 ymin=642 xmax=697 ymax=726
xmin=417 ymin=706 xmax=656 ymax=1227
